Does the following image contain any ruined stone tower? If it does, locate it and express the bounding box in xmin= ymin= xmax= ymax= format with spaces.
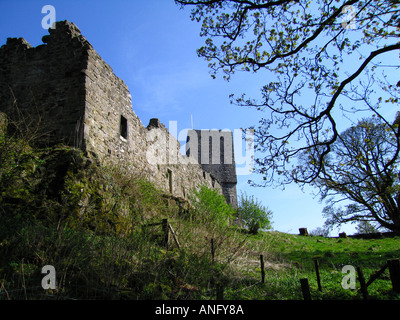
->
xmin=186 ymin=129 xmax=238 ymax=208
xmin=0 ymin=20 xmax=238 ymax=207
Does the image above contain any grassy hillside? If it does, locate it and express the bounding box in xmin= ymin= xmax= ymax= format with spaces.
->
xmin=257 ymin=232 xmax=400 ymax=300
xmin=1 ymin=124 xmax=400 ymax=300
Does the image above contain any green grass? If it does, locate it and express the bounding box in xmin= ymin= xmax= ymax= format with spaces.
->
xmin=2 ymin=216 xmax=400 ymax=300
xmin=224 ymin=231 xmax=400 ymax=300
xmin=1 ymin=128 xmax=400 ymax=300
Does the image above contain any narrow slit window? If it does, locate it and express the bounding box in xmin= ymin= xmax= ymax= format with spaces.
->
xmin=167 ymin=169 xmax=173 ymax=194
xmin=220 ymin=136 xmax=224 ymax=165
xmin=120 ymin=115 xmax=128 ymax=139
xmin=209 ymin=136 xmax=212 ymax=164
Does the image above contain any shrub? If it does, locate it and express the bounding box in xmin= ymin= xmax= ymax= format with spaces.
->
xmin=236 ymin=192 xmax=273 ymax=234
xmin=189 ymin=185 xmax=235 ymax=228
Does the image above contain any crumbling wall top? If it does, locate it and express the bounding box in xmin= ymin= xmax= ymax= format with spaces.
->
xmin=41 ymin=20 xmax=89 ymax=48
xmin=4 ymin=37 xmax=32 ymax=48
xmin=147 ymin=118 xmax=165 ymax=129
xmin=1 ymin=20 xmax=91 ymax=55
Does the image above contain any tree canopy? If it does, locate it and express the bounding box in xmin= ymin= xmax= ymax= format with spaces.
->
xmin=309 ymin=117 xmax=400 ymax=233
xmin=176 ymin=0 xmax=400 ymax=187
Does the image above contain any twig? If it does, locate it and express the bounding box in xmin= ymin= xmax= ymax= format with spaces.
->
xmin=21 ymin=259 xmax=27 ymax=300
xmin=0 ymin=281 xmax=10 ymax=300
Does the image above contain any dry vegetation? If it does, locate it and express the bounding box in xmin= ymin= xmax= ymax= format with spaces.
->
xmin=1 ymin=114 xmax=400 ymax=300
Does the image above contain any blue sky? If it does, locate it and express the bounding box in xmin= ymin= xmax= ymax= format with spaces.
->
xmin=0 ymin=0 xmax=368 ymax=235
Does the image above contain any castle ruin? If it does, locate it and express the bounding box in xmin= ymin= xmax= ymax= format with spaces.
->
xmin=0 ymin=21 xmax=237 ymax=208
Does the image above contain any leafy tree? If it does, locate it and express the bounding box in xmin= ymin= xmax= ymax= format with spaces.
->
xmin=236 ymin=192 xmax=273 ymax=234
xmin=307 ymin=117 xmax=400 ymax=233
xmin=355 ymin=221 xmax=380 ymax=234
xmin=190 ymin=185 xmax=236 ymax=227
xmin=175 ymin=0 xmax=400 ymax=186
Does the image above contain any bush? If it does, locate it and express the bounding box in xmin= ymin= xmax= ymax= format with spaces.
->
xmin=236 ymin=192 xmax=273 ymax=234
xmin=189 ymin=185 xmax=235 ymax=228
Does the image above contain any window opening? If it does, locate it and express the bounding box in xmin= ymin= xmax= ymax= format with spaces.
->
xmin=167 ymin=169 xmax=173 ymax=194
xmin=120 ymin=115 xmax=128 ymax=139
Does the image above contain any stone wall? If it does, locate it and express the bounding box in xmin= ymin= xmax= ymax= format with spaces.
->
xmin=82 ymin=33 xmax=222 ymax=198
xmin=145 ymin=119 xmax=222 ymax=198
xmin=186 ymin=129 xmax=238 ymax=208
xmin=0 ymin=22 xmax=89 ymax=147
xmin=0 ymin=20 xmax=232 ymax=204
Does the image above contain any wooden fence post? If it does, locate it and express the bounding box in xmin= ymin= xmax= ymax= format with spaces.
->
xmin=211 ymin=239 xmax=215 ymax=264
xmin=388 ymin=259 xmax=400 ymax=293
xmin=260 ymin=255 xmax=265 ymax=284
xmin=162 ymin=219 xmax=169 ymax=250
xmin=313 ymin=258 xmax=322 ymax=292
xmin=216 ymin=283 xmax=224 ymax=300
xmin=168 ymin=223 xmax=181 ymax=249
xmin=300 ymin=278 xmax=311 ymax=300
xmin=356 ymin=267 xmax=368 ymax=300
xmin=364 ymin=263 xmax=388 ymax=289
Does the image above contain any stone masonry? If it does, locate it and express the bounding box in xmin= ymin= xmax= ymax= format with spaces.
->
xmin=186 ymin=129 xmax=238 ymax=208
xmin=0 ymin=20 xmax=237 ymax=207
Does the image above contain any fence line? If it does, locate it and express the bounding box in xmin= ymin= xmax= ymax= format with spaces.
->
xmin=301 ymin=258 xmax=400 ymax=300
xmin=142 ymin=219 xmax=181 ymax=250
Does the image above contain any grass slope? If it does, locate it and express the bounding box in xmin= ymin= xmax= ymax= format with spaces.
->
xmin=0 ymin=127 xmax=399 ymax=300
